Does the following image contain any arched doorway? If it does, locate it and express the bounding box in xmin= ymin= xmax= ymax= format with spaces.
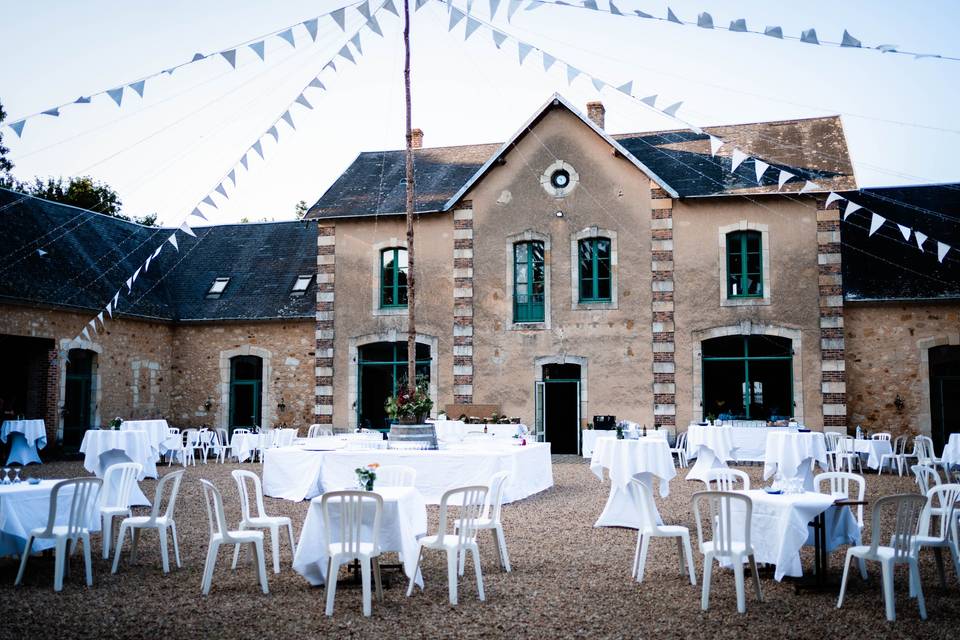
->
xmin=701 ymin=335 xmax=794 ymax=421
xmin=929 ymin=345 xmax=960 ymax=452
xmin=63 ymin=348 xmax=96 ymax=448
xmin=229 ymin=355 xmax=262 ymax=430
xmin=538 ymin=363 xmax=581 ymax=454
xmin=357 ymin=341 xmax=431 ymax=429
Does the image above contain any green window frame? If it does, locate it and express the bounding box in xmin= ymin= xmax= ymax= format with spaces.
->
xmin=578 ymin=237 xmax=611 ymax=302
xmin=380 ymin=247 xmax=408 ymax=308
xmin=726 ymin=230 xmax=763 ymax=298
xmin=513 ymin=241 xmax=545 ymax=323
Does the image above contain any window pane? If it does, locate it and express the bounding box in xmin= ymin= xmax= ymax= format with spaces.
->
xmin=746 ymin=232 xmax=761 ymax=253
xmin=729 ymin=251 xmax=743 ymax=274
xmin=382 ymin=287 xmax=394 ymax=306
xmin=396 ymin=248 xmax=408 ymax=269
xmin=746 ymin=251 xmax=761 ymax=276
xmin=515 ymin=242 xmax=527 ymax=263
xmin=596 ymin=238 xmax=610 ymax=259
xmin=597 ymin=277 xmax=611 ymax=300
xmin=516 ymin=262 xmax=528 ymax=285
xmin=746 ymin=276 xmax=761 ymax=295
xmin=531 ymin=241 xmax=543 ymax=264
xmin=397 ymin=285 xmax=408 ymax=305
xmin=580 ymin=277 xmax=592 ymax=299
xmin=579 ymin=240 xmax=592 ymax=277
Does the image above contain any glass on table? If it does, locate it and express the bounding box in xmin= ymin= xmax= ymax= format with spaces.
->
xmin=1 ymin=468 xmax=9 ymax=485
xmin=13 ymin=468 xmax=21 ymax=483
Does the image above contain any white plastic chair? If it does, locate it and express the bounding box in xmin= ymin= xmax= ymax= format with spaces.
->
xmin=834 ymin=436 xmax=863 ymax=473
xmin=459 ymin=471 xmax=512 ymax=574
xmin=308 ymin=424 xmax=335 ymax=438
xmin=184 ymin=429 xmax=204 ymax=465
xmin=272 ymin=428 xmax=296 ymax=449
xmin=872 ymin=432 xmax=891 ymax=441
xmin=112 ymin=469 xmax=185 ymax=574
xmin=231 ymin=470 xmax=296 ymax=574
xmin=15 ymin=478 xmax=102 ymax=592
xmin=407 ymin=485 xmax=488 ymax=606
xmin=914 ymin=483 xmax=960 ymax=588
xmin=702 ymin=468 xmax=750 ymax=492
xmin=228 ymin=428 xmax=250 ymax=462
xmin=879 ymin=435 xmax=907 ymax=476
xmin=164 ymin=429 xmax=192 ymax=467
xmin=837 ymin=494 xmax=927 ymax=622
xmin=692 ymin=490 xmax=762 ymax=614
xmin=913 ymin=464 xmax=943 ymax=495
xmin=815 ymin=471 xmax=868 ymax=580
xmin=212 ymin=428 xmax=229 ymax=463
xmin=670 ymin=432 xmax=688 ymax=468
xmin=631 ymin=476 xmax=696 ymax=585
xmin=915 ymin=435 xmax=948 ymax=474
xmin=199 ymin=479 xmax=269 ymax=595
xmin=321 ymin=490 xmax=383 ymax=617
xmin=99 ymin=462 xmax=143 ymax=559
xmin=376 ymin=465 xmax=417 ymax=487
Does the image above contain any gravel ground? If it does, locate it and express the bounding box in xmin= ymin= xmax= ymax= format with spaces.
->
xmin=0 ymin=456 xmax=957 ymax=639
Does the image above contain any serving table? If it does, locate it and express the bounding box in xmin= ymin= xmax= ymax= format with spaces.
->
xmin=590 ymin=437 xmax=675 ymax=528
xmin=1 ymin=419 xmax=46 ymax=465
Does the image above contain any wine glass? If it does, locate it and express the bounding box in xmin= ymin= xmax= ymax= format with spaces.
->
xmin=13 ymin=468 xmax=21 ymax=484
xmin=1 ymin=468 xmax=10 ymax=485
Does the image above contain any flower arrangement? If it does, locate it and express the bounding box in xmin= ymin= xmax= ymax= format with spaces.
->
xmin=108 ymin=416 xmax=123 ymax=430
xmin=355 ymin=463 xmax=379 ymax=491
xmin=384 ymin=376 xmax=433 ymax=424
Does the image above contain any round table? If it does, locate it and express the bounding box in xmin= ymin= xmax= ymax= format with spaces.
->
xmin=120 ymin=419 xmax=171 ymax=456
xmin=589 ymin=437 xmax=675 ymax=528
xmin=763 ymin=431 xmax=829 ymax=491
xmin=0 ymin=480 xmax=101 ymax=556
xmin=685 ymin=425 xmax=734 ymax=482
xmin=79 ymin=430 xmax=156 ymax=506
xmin=1 ymin=419 xmax=46 ymax=465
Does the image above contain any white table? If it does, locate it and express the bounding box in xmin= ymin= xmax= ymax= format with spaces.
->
xmin=942 ymin=433 xmax=960 ymax=468
xmin=292 ymin=486 xmax=428 ymax=587
xmin=763 ymin=431 xmax=829 ymax=491
xmin=686 ymin=423 xmax=800 ymax=463
xmin=685 ymin=425 xmax=735 ymax=482
xmin=731 ymin=490 xmax=860 ymax=581
xmin=581 ymin=430 xmax=614 ymax=458
xmin=852 ymin=438 xmax=894 ymax=470
xmin=231 ymin=432 xmax=272 ymax=462
xmin=590 ymin=437 xmax=676 ymax=528
xmin=263 ymin=445 xmax=328 ymax=501
xmin=432 ymin=420 xmax=527 ymax=443
xmin=79 ymin=430 xmax=155 ymax=506
xmin=1 ymin=419 xmax=46 ymax=465
xmin=120 ymin=419 xmax=171 ymax=456
xmin=0 ymin=480 xmax=101 ymax=556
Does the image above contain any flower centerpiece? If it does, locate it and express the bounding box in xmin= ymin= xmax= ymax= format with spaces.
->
xmin=384 ymin=376 xmax=433 ymax=425
xmin=355 ymin=463 xmax=379 ymax=491
xmin=108 ymin=416 xmax=123 ymax=430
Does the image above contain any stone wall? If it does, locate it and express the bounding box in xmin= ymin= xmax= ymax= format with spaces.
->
xmin=845 ymin=302 xmax=960 ymax=437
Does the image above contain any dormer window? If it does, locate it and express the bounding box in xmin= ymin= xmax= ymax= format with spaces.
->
xmin=290 ymin=274 xmax=312 ymax=297
xmin=207 ymin=277 xmax=230 ymax=299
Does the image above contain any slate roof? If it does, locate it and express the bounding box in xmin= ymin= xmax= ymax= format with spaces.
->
xmin=0 ymin=187 xmax=318 ymax=322
xmin=306 ymin=96 xmax=855 ymax=219
xmin=841 ymin=184 xmax=960 ymax=302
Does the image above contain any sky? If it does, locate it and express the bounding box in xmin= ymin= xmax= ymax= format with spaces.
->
xmin=1 ymin=0 xmax=958 ymax=226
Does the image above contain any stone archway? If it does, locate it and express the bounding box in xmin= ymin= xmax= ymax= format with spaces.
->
xmin=917 ymin=332 xmax=960 ymax=437
xmin=534 ymin=353 xmax=589 ymax=429
xmin=58 ymin=338 xmax=102 ymax=441
xmin=219 ymin=345 xmax=272 ymax=429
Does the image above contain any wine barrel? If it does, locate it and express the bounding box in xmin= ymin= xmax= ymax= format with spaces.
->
xmin=388 ymin=424 xmax=438 ymax=450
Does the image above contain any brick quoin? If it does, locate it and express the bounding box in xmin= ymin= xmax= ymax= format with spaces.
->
xmin=315 ymin=224 xmax=335 ymax=424
xmin=649 ymin=182 xmax=676 ymax=427
xmin=817 ymin=197 xmax=846 ymax=432
xmin=451 ymin=208 xmax=475 ymax=404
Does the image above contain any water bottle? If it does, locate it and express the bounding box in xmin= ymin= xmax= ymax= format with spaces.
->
xmin=855 ymin=425 xmax=862 ymax=440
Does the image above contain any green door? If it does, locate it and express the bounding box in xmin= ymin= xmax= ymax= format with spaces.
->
xmin=229 ymin=356 xmax=262 ymax=431
xmin=63 ymin=349 xmax=95 ymax=450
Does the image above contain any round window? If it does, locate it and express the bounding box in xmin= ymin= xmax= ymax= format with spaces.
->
xmin=550 ymin=169 xmax=570 ymax=189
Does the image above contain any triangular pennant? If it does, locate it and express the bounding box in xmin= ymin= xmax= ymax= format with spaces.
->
xmin=89 ymin=318 xmax=98 ymax=334
xmin=666 ymin=7 xmax=681 ymax=23
xmin=384 ymin=0 xmax=399 ymax=16
xmin=730 ymin=149 xmax=748 ymax=173
xmin=331 ymin=7 xmax=346 ymax=30
xmin=709 ymin=135 xmax=723 ymax=156
xmin=492 ymin=30 xmax=508 ymax=48
xmin=937 ymin=242 xmax=951 ymax=263
xmin=518 ymin=42 xmax=533 ymax=64
xmin=824 ymin=192 xmax=845 ymax=209
xmin=130 ymin=80 xmax=146 ymax=98
xmin=215 ymin=183 xmax=228 ymax=199
xmin=107 ymin=87 xmax=124 ymax=107
xmin=467 ymin=0 xmax=475 ymax=14
xmin=508 ymin=0 xmax=522 ymax=21
xmin=609 ymin=0 xmax=622 ymax=15
xmin=308 ymin=78 xmax=325 ymax=90
xmin=132 ymin=266 xmax=142 ymax=284
xmin=240 ymin=154 xmax=249 ymax=170
xmin=634 ymin=9 xmax=653 ymax=18
xmin=640 ymin=94 xmax=657 ymax=107
xmin=249 ymin=41 xmax=266 ymax=61
xmin=82 ymin=327 xmax=91 ymax=342
xmin=582 ymin=0 xmax=597 ymax=9
xmin=490 ymin=0 xmax=502 ymax=16
xmin=74 ymin=96 xmax=91 ymax=104
xmin=357 ymin=1 xmax=372 ymax=20
xmin=729 ymin=18 xmax=747 ymax=32
xmin=37 ymin=248 xmax=48 ymax=256
xmin=252 ymin=141 xmax=264 ymax=159
xmin=416 ymin=0 xmax=430 ymax=9
xmin=351 ymin=33 xmax=363 ymax=55
xmin=126 ymin=277 xmax=133 ymax=293
xmin=97 ymin=311 xmax=104 ymax=329
xmin=145 ymin=254 xmax=152 ymax=273
xmin=191 ymin=53 xmax=206 ymax=62
xmin=896 ymin=224 xmax=911 ymax=241
xmin=915 ymin=231 xmax=927 ymax=251
xmin=566 ymin=64 xmax=580 ymax=85
xmin=800 ymin=28 xmax=819 ymax=45
xmin=220 ymin=49 xmax=237 ymax=68
xmin=616 ymin=81 xmax=632 ymax=95
xmin=764 ymin=26 xmax=783 ymax=39
xmin=325 ymin=60 xmax=337 ymax=73
xmin=281 ymin=110 xmax=295 ymax=129
xmin=113 ymin=291 xmax=120 ymax=309
xmin=697 ymin=12 xmax=713 ymax=28
xmin=841 ymin=29 xmax=861 ymax=48
xmin=524 ymin=0 xmax=543 ymax=11
xmin=168 ymin=233 xmax=179 ymax=251
xmin=191 ymin=207 xmax=208 ymax=221
xmin=843 ymin=201 xmax=862 ymax=220
xmin=202 ymin=195 xmax=217 ymax=208
xmin=42 ymin=107 xmax=60 ymax=117
xmin=543 ymin=52 xmax=556 ymax=71
xmin=152 ymin=245 xmax=162 ymax=259
xmin=278 ymin=28 xmax=296 ymax=48
xmin=106 ymin=301 xmax=113 ymax=319
xmin=800 ymin=180 xmax=822 ymax=194
xmin=465 ymin=17 xmax=482 ymax=39
xmin=661 ymin=101 xmax=682 ymax=117
xmin=295 ymin=93 xmax=313 ymax=111
xmin=868 ymin=213 xmax=886 ymax=236
xmin=367 ymin=15 xmax=383 ymax=37
xmin=9 ymin=120 xmax=25 ymax=137
xmin=449 ymin=7 xmax=466 ymax=30
xmin=180 ymin=220 xmax=197 ymax=237
xmin=227 ymin=170 xmax=236 ymax=187
xmin=589 ymin=77 xmax=605 ymax=93
xmin=754 ymin=160 xmax=769 ymax=183
xmin=303 ymin=18 xmax=319 ymax=41
xmin=338 ymin=44 xmax=355 ymax=64
xmin=267 ymin=125 xmax=279 ymax=142
xmin=777 ymin=169 xmax=795 ymax=190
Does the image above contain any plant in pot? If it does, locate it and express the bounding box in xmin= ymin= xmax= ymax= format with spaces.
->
xmin=385 ymin=376 xmax=433 ymax=425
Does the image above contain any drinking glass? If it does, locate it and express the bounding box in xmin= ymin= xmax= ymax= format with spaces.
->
xmin=13 ymin=468 xmax=21 ymax=484
xmin=1 ymin=468 xmax=9 ymax=485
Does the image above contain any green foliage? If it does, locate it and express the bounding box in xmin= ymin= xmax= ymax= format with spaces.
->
xmin=17 ymin=175 xmax=122 ymax=215
xmin=384 ymin=375 xmax=433 ymax=420
xmin=295 ymin=199 xmax=308 ymax=219
xmin=0 ymin=100 xmax=13 ymax=177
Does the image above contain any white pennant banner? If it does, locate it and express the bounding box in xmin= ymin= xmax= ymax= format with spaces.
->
xmin=937 ymin=242 xmax=951 ymax=263
xmin=754 ymin=159 xmax=769 ymax=183
xmin=896 ymin=224 xmax=911 ymax=241
xmin=708 ymin=135 xmax=723 ymax=156
xmin=824 ymin=192 xmax=845 ymax=209
xmin=168 ymin=233 xmax=179 ymax=251
xmin=915 ymin=231 xmax=928 ymax=251
xmin=868 ymin=212 xmax=886 ymax=236
xmin=777 ymin=170 xmax=794 ymax=190
xmin=843 ymin=201 xmax=862 ymax=220
xmin=730 ymin=149 xmax=748 ymax=173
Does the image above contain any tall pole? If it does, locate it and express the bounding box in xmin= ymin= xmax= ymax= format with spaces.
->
xmin=403 ymin=0 xmax=417 ymax=394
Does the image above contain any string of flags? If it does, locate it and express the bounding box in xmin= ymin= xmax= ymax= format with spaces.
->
xmin=67 ymin=0 xmax=392 ymax=348
xmin=438 ymin=0 xmax=954 ymax=266
xmin=518 ymin=0 xmax=960 ymax=62
xmin=4 ymin=0 xmax=396 ymax=139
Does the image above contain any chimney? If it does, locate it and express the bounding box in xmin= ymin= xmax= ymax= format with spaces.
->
xmin=410 ymin=128 xmax=424 ymax=149
xmin=586 ymin=101 xmax=605 ymax=130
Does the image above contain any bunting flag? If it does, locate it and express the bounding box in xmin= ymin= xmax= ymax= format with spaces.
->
xmin=130 ymin=80 xmax=146 ymax=98
xmin=267 ymin=125 xmax=279 ymax=142
xmin=227 ymin=169 xmax=237 ymax=186
xmin=179 ymin=221 xmax=196 ymax=237
xmin=661 ymin=101 xmax=682 ymax=117
xmin=125 ymin=276 xmax=133 ymax=293
xmin=639 ymin=94 xmax=657 ymax=107
xmin=754 ymin=159 xmax=769 ymax=183
xmin=543 ymin=52 xmax=557 ymax=71
xmin=37 ymin=248 xmax=48 ymax=256
xmin=202 ymin=195 xmax=217 ymax=209
xmin=215 ymin=183 xmax=228 ymax=199
xmin=465 ymin=17 xmax=482 ymax=39
xmin=107 ymin=87 xmax=124 ymax=107
xmin=144 ymin=254 xmax=152 ymax=273
xmin=518 ymin=42 xmax=533 ymax=64
xmin=191 ymin=207 xmax=208 ymax=221
xmin=220 ymin=49 xmax=237 ymax=69
xmin=332 ymin=7 xmax=346 ymax=30
xmin=303 ymin=18 xmax=319 ymax=41
xmin=897 ymin=224 xmax=911 ymax=241
xmin=105 ymin=300 xmax=113 ymax=319
xmin=508 ymin=0 xmax=522 ymax=21
xmin=281 ymin=110 xmax=295 ymax=129
xmin=250 ymin=41 xmax=266 ymax=61
xmin=868 ymin=212 xmax=886 ymax=236
xmin=799 ymin=180 xmax=821 ymax=194
xmin=96 ymin=312 xmax=104 ymax=329
xmin=937 ymin=242 xmax=951 ymax=263
xmin=915 ymin=231 xmax=927 ymax=251
xmin=824 ymin=192 xmax=845 ymax=209
xmin=81 ymin=327 xmax=91 ymax=342
xmin=384 ymin=0 xmax=399 ymax=15
xmin=449 ymin=6 xmax=466 ymax=30
xmin=338 ymin=44 xmax=355 ymax=64
xmin=777 ymin=170 xmax=795 ymax=190
xmin=616 ymin=80 xmax=632 ymax=95
xmin=708 ymin=135 xmax=723 ymax=156
xmin=277 ymin=28 xmax=296 ymax=48
xmin=252 ymin=141 xmax=264 ymax=159
xmin=843 ymin=201 xmax=862 ymax=220
xmin=351 ymin=33 xmax=363 ymax=54
xmin=490 ymin=0 xmax=502 ymax=17
xmin=295 ymin=93 xmax=313 ymax=110
xmin=168 ymin=234 xmax=179 ymax=251
xmin=492 ymin=30 xmax=507 ymax=48
xmin=730 ymin=148 xmax=748 ymax=173
xmin=566 ymin=64 xmax=580 ymax=84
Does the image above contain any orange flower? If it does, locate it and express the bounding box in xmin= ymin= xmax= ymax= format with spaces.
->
xmin=368 ymin=463 xmax=380 ymax=469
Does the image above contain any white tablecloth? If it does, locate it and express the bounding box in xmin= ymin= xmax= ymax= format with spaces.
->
xmin=121 ymin=419 xmax=170 ymax=455
xmin=942 ymin=433 xmax=960 ymax=468
xmin=263 ymin=446 xmax=326 ymax=501
xmin=685 ymin=425 xmax=734 ymax=482
xmin=763 ymin=432 xmax=828 ymax=490
xmin=590 ymin=438 xmax=676 ymax=528
xmin=231 ymin=432 xmax=272 ymax=462
xmin=292 ymin=486 xmax=427 ymax=587
xmin=687 ymin=424 xmax=799 ymax=462
xmin=432 ymin=420 xmax=527 ymax=443
xmin=79 ymin=430 xmax=155 ymax=506
xmin=852 ymin=439 xmax=894 ymax=470
xmin=731 ymin=490 xmax=860 ymax=581
xmin=1 ymin=419 xmax=46 ymax=465
xmin=0 ymin=480 xmax=101 ymax=556
xmin=581 ymin=431 xmax=615 ymax=458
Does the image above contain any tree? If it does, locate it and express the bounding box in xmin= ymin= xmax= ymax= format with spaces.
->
xmin=0 ymin=100 xmax=14 ymax=178
xmin=295 ymin=200 xmax=308 ymax=219
xmin=403 ymin=0 xmax=417 ymax=393
xmin=18 ymin=175 xmax=123 ymax=215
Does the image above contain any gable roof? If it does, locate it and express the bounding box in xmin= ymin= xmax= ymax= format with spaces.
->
xmin=0 ymin=188 xmax=318 ymax=322
xmin=306 ymin=94 xmax=856 ymax=220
